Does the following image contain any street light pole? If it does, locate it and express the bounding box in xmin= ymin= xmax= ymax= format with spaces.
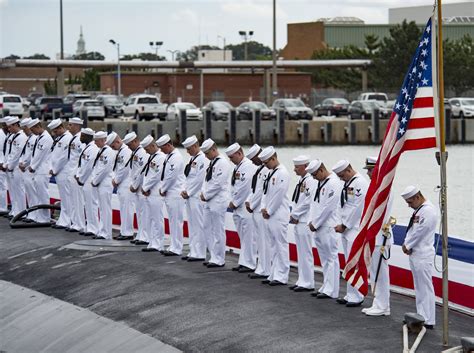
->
xmin=149 ymin=41 xmax=163 ymax=60
xmin=218 ymin=35 xmax=226 ymax=61
xmin=238 ymin=30 xmax=253 ymax=60
xmin=109 ymin=39 xmax=121 ymax=96
xmin=272 ymin=0 xmax=278 ymax=102
xmin=57 ymin=0 xmax=65 ymax=96
xmin=167 ymin=50 xmax=180 ymax=61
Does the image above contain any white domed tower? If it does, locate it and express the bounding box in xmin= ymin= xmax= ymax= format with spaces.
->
xmin=76 ymin=26 xmax=86 ymax=56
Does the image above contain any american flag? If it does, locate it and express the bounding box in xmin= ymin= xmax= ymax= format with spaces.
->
xmin=343 ymin=17 xmax=439 ymax=295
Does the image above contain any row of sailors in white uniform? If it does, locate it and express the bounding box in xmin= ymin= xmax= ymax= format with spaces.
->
xmin=0 ymin=115 xmax=438 ymax=326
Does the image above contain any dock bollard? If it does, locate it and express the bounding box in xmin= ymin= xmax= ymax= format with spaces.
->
xmin=80 ymin=109 xmax=88 ymax=128
xmin=178 ymin=109 xmax=187 ymax=142
xmin=52 ymin=108 xmax=62 ymax=120
xmin=347 ymin=120 xmax=356 ymax=144
xmin=299 ymin=121 xmax=309 ymax=145
xmin=323 ymin=121 xmax=332 ymax=144
xmin=228 ymin=109 xmax=237 ymax=144
xmin=203 ymin=109 xmax=212 ymax=140
xmin=371 ymin=108 xmax=380 ymax=143
xmin=275 ymin=109 xmax=285 ymax=145
xmin=252 ymin=109 xmax=261 ymax=145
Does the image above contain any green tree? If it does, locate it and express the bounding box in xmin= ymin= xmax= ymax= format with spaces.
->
xmin=44 ymin=79 xmax=57 ymax=95
xmin=81 ymin=69 xmax=101 ymax=91
xmin=364 ymin=34 xmax=380 ymax=55
xmin=73 ymin=51 xmax=105 ymax=60
xmin=225 ymin=41 xmax=272 ymax=60
xmin=372 ymin=20 xmax=421 ymax=92
xmin=444 ymin=35 xmax=474 ymax=96
xmin=121 ymin=52 xmax=166 ymax=61
xmin=176 ymin=45 xmax=220 ymax=61
xmin=3 ymin=54 xmax=20 ymax=59
xmin=23 ymin=53 xmax=50 ymax=59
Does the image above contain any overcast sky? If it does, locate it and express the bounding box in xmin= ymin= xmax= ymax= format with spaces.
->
xmin=0 ymin=0 xmax=467 ymax=60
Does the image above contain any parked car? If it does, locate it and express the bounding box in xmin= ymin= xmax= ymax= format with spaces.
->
xmin=29 ymin=96 xmax=65 ymax=120
xmin=272 ymin=98 xmax=314 ymax=120
xmin=236 ymin=101 xmax=275 ymax=120
xmin=357 ymin=92 xmax=388 ymax=107
xmin=202 ymin=101 xmax=234 ymax=121
xmin=449 ymin=98 xmax=474 ymax=119
xmin=315 ymin=98 xmax=350 ymax=117
xmin=72 ymin=99 xmax=105 ymax=121
xmin=0 ymin=94 xmax=24 ymax=117
xmin=348 ymin=100 xmax=381 ymax=120
xmin=96 ymin=94 xmax=124 ymax=118
xmin=167 ymin=102 xmax=203 ymax=121
xmin=26 ymin=92 xmax=43 ymax=105
xmin=122 ymin=94 xmax=167 ymax=121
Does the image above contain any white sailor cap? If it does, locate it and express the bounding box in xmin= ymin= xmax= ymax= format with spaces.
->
xmin=20 ymin=118 xmax=32 ymax=127
xmin=182 ymin=135 xmax=198 ymax=148
xmin=225 ymin=142 xmax=240 ymax=157
xmin=156 ymin=134 xmax=171 ymax=147
xmin=5 ymin=116 xmax=19 ymax=126
xmin=306 ymin=159 xmax=322 ymax=174
xmin=401 ymin=185 xmax=420 ymax=200
xmin=106 ymin=132 xmax=118 ymax=146
xmin=364 ymin=156 xmax=377 ymax=169
xmin=81 ymin=127 xmax=95 ymax=136
xmin=259 ymin=146 xmax=275 ymax=162
xmin=94 ymin=130 xmax=107 ymax=139
xmin=201 ymin=138 xmax=215 ymax=153
xmin=69 ymin=117 xmax=84 ymax=125
xmin=122 ymin=132 xmax=137 ymax=144
xmin=140 ymin=135 xmax=154 ymax=148
xmin=27 ymin=118 xmax=41 ymax=128
xmin=47 ymin=118 xmax=62 ymax=130
xmin=0 ymin=116 xmax=7 ymax=124
xmin=332 ymin=159 xmax=350 ymax=174
xmin=292 ymin=155 xmax=310 ymax=166
xmin=245 ymin=144 xmax=261 ymax=160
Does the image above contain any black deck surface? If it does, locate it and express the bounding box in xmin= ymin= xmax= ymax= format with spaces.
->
xmin=0 ymin=218 xmax=472 ymax=352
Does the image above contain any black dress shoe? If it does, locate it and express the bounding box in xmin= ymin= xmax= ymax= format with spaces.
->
xmin=310 ymin=291 xmax=321 ymax=297
xmin=202 ymin=261 xmax=209 ymax=266
xmin=134 ymin=240 xmax=148 ymax=245
xmin=207 ymin=263 xmax=224 ymax=268
xmin=269 ymin=280 xmax=286 ymax=286
xmin=187 ymin=257 xmax=205 ymax=262
xmin=289 ymin=284 xmax=298 ymax=290
xmin=55 ymin=225 xmax=66 ymax=229
xmin=346 ymin=300 xmax=364 ymax=307
xmin=336 ymin=298 xmax=348 ymax=305
xmin=116 ymin=235 xmax=133 ymax=241
xmin=238 ymin=266 xmax=254 ymax=273
xmin=248 ymin=273 xmax=268 ymax=279
xmin=159 ymin=250 xmax=165 ymax=254
xmin=142 ymin=248 xmax=159 ymax=252
xmin=181 ymin=255 xmax=189 ymax=260
xmin=130 ymin=239 xmax=137 ymax=244
xmin=92 ymin=236 xmax=106 ymax=239
xmin=261 ymin=279 xmax=271 ymax=284
xmin=293 ymin=287 xmax=313 ymax=292
xmin=51 ymin=224 xmax=58 ymax=229
xmin=163 ymin=251 xmax=179 ymax=256
xmin=316 ymin=293 xmax=331 ymax=299
xmin=84 ymin=232 xmax=94 ymax=237
xmin=232 ymin=266 xmax=242 ymax=271
xmin=78 ymin=231 xmax=85 ymax=235
xmin=424 ymin=324 xmax=434 ymax=330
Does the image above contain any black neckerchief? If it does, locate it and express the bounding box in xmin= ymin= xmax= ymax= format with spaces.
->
xmin=231 ymin=160 xmax=244 ymax=186
xmin=314 ymin=177 xmax=330 ymax=202
xmin=184 ymin=153 xmax=200 ymax=177
xmin=251 ymin=165 xmax=265 ymax=193
xmin=20 ymin=135 xmax=32 ymax=156
xmin=2 ymin=132 xmax=10 ymax=155
xmin=340 ymin=175 xmax=358 ymax=208
xmin=113 ymin=146 xmax=124 ymax=171
xmin=32 ymin=133 xmax=44 ymax=157
xmin=78 ymin=143 xmax=91 ymax=168
xmin=142 ymin=152 xmax=157 ymax=176
xmin=8 ymin=132 xmax=21 ymax=154
xmin=205 ymin=157 xmax=220 ymax=182
xmin=93 ymin=146 xmax=108 ymax=168
xmin=263 ymin=168 xmax=278 ymax=195
xmin=406 ymin=204 xmax=425 ymax=234
xmin=291 ymin=175 xmax=308 ymax=204
xmin=160 ymin=152 xmax=174 ymax=181
xmin=67 ymin=135 xmax=78 ymax=160
xmin=51 ymin=133 xmax=66 ymax=152
xmin=125 ymin=146 xmax=142 ymax=169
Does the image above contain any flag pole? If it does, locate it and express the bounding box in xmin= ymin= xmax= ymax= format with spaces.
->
xmin=436 ymin=0 xmax=449 ymax=346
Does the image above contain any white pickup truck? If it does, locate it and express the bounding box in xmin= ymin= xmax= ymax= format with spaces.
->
xmin=122 ymin=94 xmax=168 ymax=121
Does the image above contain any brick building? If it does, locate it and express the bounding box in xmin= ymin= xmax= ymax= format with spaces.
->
xmin=100 ymin=71 xmax=312 ymax=106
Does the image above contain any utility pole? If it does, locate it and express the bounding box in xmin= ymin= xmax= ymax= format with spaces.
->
xmin=272 ymin=0 xmax=278 ymax=102
xmin=238 ymin=30 xmax=253 ymax=60
xmin=109 ymin=39 xmax=121 ymax=96
xmin=57 ymin=0 xmax=65 ymax=96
